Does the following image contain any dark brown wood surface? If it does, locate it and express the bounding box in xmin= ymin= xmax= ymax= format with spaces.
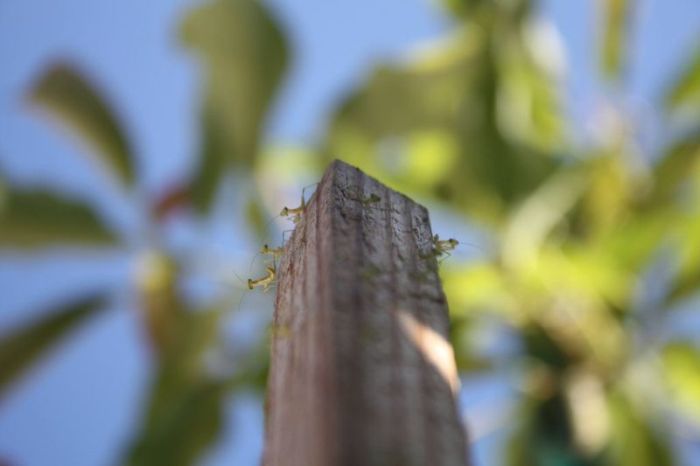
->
xmin=263 ymin=160 xmax=470 ymax=466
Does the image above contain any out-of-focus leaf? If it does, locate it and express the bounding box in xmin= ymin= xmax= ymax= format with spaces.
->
xmin=126 ymin=308 xmax=226 ymax=466
xmin=324 ymin=32 xmax=483 ymax=202
xmin=502 ymin=169 xmax=586 ymax=268
xmin=189 ymin=106 xmax=227 ymax=213
xmin=448 ymin=316 xmax=494 ymax=372
xmin=648 ymin=129 xmax=700 ymax=208
xmin=594 ymin=210 xmax=673 ymax=272
xmin=0 ymin=184 xmax=117 ymax=248
xmin=126 ymin=379 xmax=227 ymax=466
xmin=666 ymin=212 xmax=700 ymax=304
xmin=600 ymin=0 xmax=630 ymax=80
xmin=134 ymin=251 xmax=182 ymax=353
xmin=181 ymin=0 xmax=289 ymax=169
xmin=505 ymin=394 xmax=588 ymax=466
xmin=531 ymin=248 xmax=630 ymax=314
xmin=0 ymin=295 xmax=106 ymax=398
xmin=666 ymin=45 xmax=700 ymax=114
xmin=27 ymin=63 xmax=135 ymax=187
xmin=496 ymin=17 xmax=566 ymax=153
xmin=577 ymin=152 xmax=639 ymax=239
xmin=440 ymin=0 xmax=483 ymax=19
xmin=668 ymin=266 xmax=700 ymax=305
xmin=442 ymin=261 xmax=518 ymax=320
xmin=325 ymin=26 xmax=559 ymax=225
xmin=607 ymin=392 xmax=674 ymax=466
xmin=228 ymin=332 xmax=270 ymax=392
xmin=662 ymin=342 xmax=700 ymax=423
xmin=245 ymin=196 xmax=268 ymax=239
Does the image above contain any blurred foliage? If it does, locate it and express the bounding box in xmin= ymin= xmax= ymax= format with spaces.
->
xmin=600 ymin=0 xmax=630 ymax=81
xmin=666 ymin=45 xmax=700 ymax=116
xmin=1 ymin=0 xmax=699 ymax=465
xmin=0 ymin=295 xmax=106 ymax=397
xmin=181 ymin=0 xmax=289 ymax=212
xmin=27 ymin=63 xmax=136 ymax=187
xmin=0 ymin=183 xmax=117 ymax=247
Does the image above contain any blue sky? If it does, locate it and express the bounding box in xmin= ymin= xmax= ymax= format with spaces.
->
xmin=1 ymin=1 xmax=699 ymax=465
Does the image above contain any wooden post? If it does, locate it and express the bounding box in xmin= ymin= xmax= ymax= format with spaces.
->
xmin=264 ymin=160 xmax=470 ymax=466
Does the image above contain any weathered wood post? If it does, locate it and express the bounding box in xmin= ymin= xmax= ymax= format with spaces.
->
xmin=264 ymin=160 xmax=470 ymax=466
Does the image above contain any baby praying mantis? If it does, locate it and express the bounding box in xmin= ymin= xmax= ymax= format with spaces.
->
xmin=247 ymin=265 xmax=276 ymax=291
xmin=280 ymin=183 xmax=318 ymax=224
xmin=247 ymin=240 xmax=286 ymax=291
xmin=279 ymin=203 xmax=305 ymax=223
xmin=432 ymin=234 xmax=459 ymax=262
xmin=260 ymin=243 xmax=284 ymax=258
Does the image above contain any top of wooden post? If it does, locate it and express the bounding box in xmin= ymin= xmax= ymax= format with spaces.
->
xmin=264 ymin=159 xmax=470 ymax=466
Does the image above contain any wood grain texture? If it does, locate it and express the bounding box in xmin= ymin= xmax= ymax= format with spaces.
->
xmin=263 ymin=160 xmax=470 ymax=466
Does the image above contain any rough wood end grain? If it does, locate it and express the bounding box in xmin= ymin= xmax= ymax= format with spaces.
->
xmin=263 ymin=159 xmax=470 ymax=466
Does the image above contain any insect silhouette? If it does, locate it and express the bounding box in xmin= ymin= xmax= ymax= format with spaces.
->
xmin=432 ymin=234 xmax=459 ymax=262
xmin=280 ymin=183 xmax=318 ymax=224
xmin=260 ymin=243 xmax=284 ymax=259
xmin=248 ymin=265 xmax=276 ymax=291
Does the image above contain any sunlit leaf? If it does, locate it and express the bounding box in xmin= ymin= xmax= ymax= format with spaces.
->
xmin=595 ymin=209 xmax=675 ymax=273
xmin=576 ymin=151 xmax=639 ymax=239
xmin=502 ymin=168 xmax=586 ymax=267
xmin=666 ymin=45 xmax=700 ymax=114
xmin=648 ymin=129 xmax=700 ymax=208
xmin=600 ymin=0 xmax=631 ymax=80
xmin=607 ymin=392 xmax=674 ymax=466
xmin=666 ymin=212 xmax=700 ymax=304
xmin=0 ymin=295 xmax=107 ymax=398
xmin=181 ymin=0 xmax=289 ymax=169
xmin=442 ymin=261 xmax=517 ymax=320
xmin=496 ymin=17 xmax=565 ymax=153
xmin=662 ymin=342 xmax=700 ymax=423
xmin=325 ymin=26 xmax=559 ymax=225
xmin=0 ymin=183 xmax=117 ymax=248
xmin=27 ymin=63 xmax=135 ymax=187
xmin=134 ymin=251 xmax=182 ymax=353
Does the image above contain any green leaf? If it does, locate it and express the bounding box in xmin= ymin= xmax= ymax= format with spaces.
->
xmin=189 ymin=105 xmax=226 ymax=213
xmin=666 ymin=44 xmax=700 ymax=114
xmin=662 ymin=342 xmax=700 ymax=423
xmin=126 ymin=379 xmax=227 ymax=466
xmin=505 ymin=395 xmax=590 ymax=466
xmin=181 ymin=0 xmax=289 ymax=170
xmin=27 ymin=63 xmax=136 ymax=187
xmin=0 ymin=184 xmax=118 ymax=248
xmin=607 ymin=391 xmax=674 ymax=466
xmin=324 ymin=28 xmax=559 ymax=225
xmin=0 ymin=295 xmax=107 ymax=398
xmin=666 ymin=213 xmax=700 ymax=305
xmin=600 ymin=0 xmax=631 ymax=80
xmin=125 ymin=310 xmax=227 ymax=466
xmin=648 ymin=129 xmax=700 ymax=207
xmin=440 ymin=0 xmax=482 ymax=19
